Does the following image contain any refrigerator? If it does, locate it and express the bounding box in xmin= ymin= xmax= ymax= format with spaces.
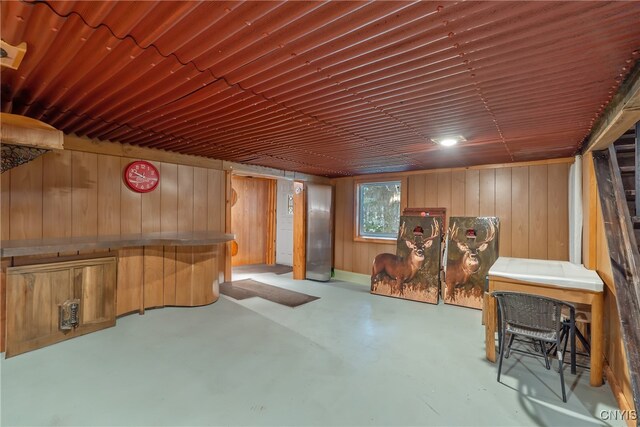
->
xmin=305 ymin=183 xmax=333 ymax=281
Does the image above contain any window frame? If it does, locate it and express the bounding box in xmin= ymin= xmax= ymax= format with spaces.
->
xmin=353 ymin=176 xmax=407 ymax=244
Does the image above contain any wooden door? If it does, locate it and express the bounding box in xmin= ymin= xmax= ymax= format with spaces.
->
xmin=6 ymin=266 xmax=73 ymax=357
xmin=74 ymin=261 xmax=116 ymax=334
xmin=5 ymin=257 xmax=116 ymax=357
xmin=231 ymin=176 xmax=274 ymax=266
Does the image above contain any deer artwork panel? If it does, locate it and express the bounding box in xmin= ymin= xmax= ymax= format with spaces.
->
xmin=371 ymin=215 xmax=442 ymax=304
xmin=444 ymin=217 xmax=500 ymax=309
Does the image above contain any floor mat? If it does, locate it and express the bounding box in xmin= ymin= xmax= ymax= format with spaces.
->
xmin=220 ymin=279 xmax=319 ymax=307
xmin=232 ymin=264 xmax=293 ymax=275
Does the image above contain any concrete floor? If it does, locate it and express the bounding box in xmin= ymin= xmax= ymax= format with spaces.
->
xmin=0 ymin=270 xmax=625 ymax=426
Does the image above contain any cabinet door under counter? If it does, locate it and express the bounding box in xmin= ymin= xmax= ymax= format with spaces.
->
xmin=0 ymin=232 xmax=233 ymax=357
xmin=5 ymin=257 xmax=116 ymax=358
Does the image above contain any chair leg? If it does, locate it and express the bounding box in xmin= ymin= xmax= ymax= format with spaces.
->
xmin=570 ymin=320 xmax=576 ymax=375
xmin=550 ymin=324 xmax=567 ymax=355
xmin=540 ymin=340 xmax=550 ymax=370
xmin=505 ymin=334 xmax=515 ymax=359
xmin=498 ymin=332 xmax=508 ymax=382
xmin=557 ymin=349 xmax=567 ymax=402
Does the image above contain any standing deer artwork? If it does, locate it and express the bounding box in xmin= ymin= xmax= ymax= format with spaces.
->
xmin=371 ymin=218 xmax=440 ymax=297
xmin=445 ymin=219 xmax=498 ymax=303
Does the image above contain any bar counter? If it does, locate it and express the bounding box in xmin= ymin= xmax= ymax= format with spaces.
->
xmin=0 ymin=231 xmax=235 ymax=257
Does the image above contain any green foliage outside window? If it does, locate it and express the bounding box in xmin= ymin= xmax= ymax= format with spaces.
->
xmin=358 ymin=181 xmax=401 ymax=238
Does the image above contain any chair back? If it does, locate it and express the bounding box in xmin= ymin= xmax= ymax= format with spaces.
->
xmin=493 ymin=292 xmax=564 ymax=334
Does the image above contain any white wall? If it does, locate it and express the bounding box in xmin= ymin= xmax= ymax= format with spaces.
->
xmin=276 ymin=179 xmax=294 ymax=266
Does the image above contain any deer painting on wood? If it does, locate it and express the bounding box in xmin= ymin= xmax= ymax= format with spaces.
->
xmin=444 ymin=217 xmax=500 ymax=309
xmin=371 ymin=215 xmax=442 ymax=304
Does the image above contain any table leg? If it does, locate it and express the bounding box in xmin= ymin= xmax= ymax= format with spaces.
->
xmin=590 ymin=293 xmax=604 ymax=386
xmin=570 ymin=315 xmax=576 ymax=375
xmin=482 ymin=293 xmax=487 ymax=325
xmin=485 ymin=292 xmax=497 ymax=362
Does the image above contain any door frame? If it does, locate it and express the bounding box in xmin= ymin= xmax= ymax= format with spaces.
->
xmin=227 ymin=173 xmax=278 ymax=273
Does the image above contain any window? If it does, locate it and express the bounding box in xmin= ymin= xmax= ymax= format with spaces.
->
xmin=357 ymin=181 xmax=401 ymax=239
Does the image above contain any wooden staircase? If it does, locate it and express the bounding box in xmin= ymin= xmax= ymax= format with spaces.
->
xmin=613 ymin=123 xmax=640 ymax=252
xmin=594 ymin=122 xmax=640 ymax=422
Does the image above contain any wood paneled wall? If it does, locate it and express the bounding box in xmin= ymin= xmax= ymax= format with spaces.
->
xmin=582 ymin=152 xmax=634 ymax=418
xmin=0 ymin=150 xmax=225 ymax=240
xmin=334 ymin=159 xmax=571 ymax=275
xmin=0 ymin=148 xmax=227 ymax=317
xmin=230 ymin=175 xmax=274 ymax=266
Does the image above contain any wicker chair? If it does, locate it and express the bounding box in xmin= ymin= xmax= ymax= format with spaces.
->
xmin=492 ymin=291 xmax=575 ymax=402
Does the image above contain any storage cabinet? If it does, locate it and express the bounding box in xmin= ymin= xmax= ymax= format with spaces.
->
xmin=5 ymin=257 xmax=116 ymax=357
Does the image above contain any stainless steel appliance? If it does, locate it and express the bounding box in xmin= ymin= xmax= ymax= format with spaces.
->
xmin=305 ymin=183 xmax=332 ymax=281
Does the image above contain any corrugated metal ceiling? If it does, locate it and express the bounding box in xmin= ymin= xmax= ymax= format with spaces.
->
xmin=1 ymin=1 xmax=639 ymax=177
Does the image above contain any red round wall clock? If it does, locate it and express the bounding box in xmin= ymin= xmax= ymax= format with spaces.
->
xmin=123 ymin=161 xmax=160 ymax=193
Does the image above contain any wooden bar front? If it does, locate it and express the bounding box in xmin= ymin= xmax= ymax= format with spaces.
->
xmin=0 ymin=232 xmax=232 ymax=357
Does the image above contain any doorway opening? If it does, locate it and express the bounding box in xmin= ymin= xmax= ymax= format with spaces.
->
xmin=230 ymin=175 xmax=276 ymax=267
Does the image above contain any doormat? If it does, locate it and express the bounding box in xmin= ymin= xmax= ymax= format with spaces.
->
xmin=220 ymin=279 xmax=319 ymax=308
xmin=232 ymin=264 xmax=294 ymax=275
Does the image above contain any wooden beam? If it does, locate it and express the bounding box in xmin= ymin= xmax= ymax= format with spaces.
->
xmin=583 ymin=62 xmax=640 ymax=153
xmin=293 ymin=181 xmax=306 ymax=279
xmin=0 ymin=113 xmax=63 ymax=150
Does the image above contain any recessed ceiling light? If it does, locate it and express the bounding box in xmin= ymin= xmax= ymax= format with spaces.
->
xmin=431 ymin=136 xmax=466 ymax=147
xmin=440 ymin=138 xmax=458 ymax=146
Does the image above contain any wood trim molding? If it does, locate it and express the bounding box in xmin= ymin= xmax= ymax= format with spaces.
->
xmin=64 ymin=135 xmax=330 ymax=183
xmin=223 ymin=160 xmax=330 ymax=184
xmin=64 ymin=134 xmax=224 ymax=170
xmin=293 ymin=181 xmax=306 ymax=279
xmin=265 ymin=180 xmax=277 ymax=265
xmin=332 ymin=157 xmax=575 ymax=182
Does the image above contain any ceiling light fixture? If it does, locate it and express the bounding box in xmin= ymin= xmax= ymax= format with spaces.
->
xmin=431 ymin=136 xmax=466 ymax=147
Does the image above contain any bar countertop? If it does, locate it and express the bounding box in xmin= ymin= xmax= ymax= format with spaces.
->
xmin=0 ymin=231 xmax=235 ymax=258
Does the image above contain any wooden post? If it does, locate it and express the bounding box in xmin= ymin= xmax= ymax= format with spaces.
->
xmin=590 ymin=292 xmax=604 ymax=386
xmin=293 ymin=181 xmax=306 ymax=280
xmin=484 ymin=289 xmax=497 ymax=363
xmin=265 ymin=179 xmax=277 ymax=265
xmin=0 ymin=259 xmax=8 ymax=353
xmin=583 ymin=153 xmax=598 ymax=269
xmin=224 ymin=171 xmax=232 ymax=283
